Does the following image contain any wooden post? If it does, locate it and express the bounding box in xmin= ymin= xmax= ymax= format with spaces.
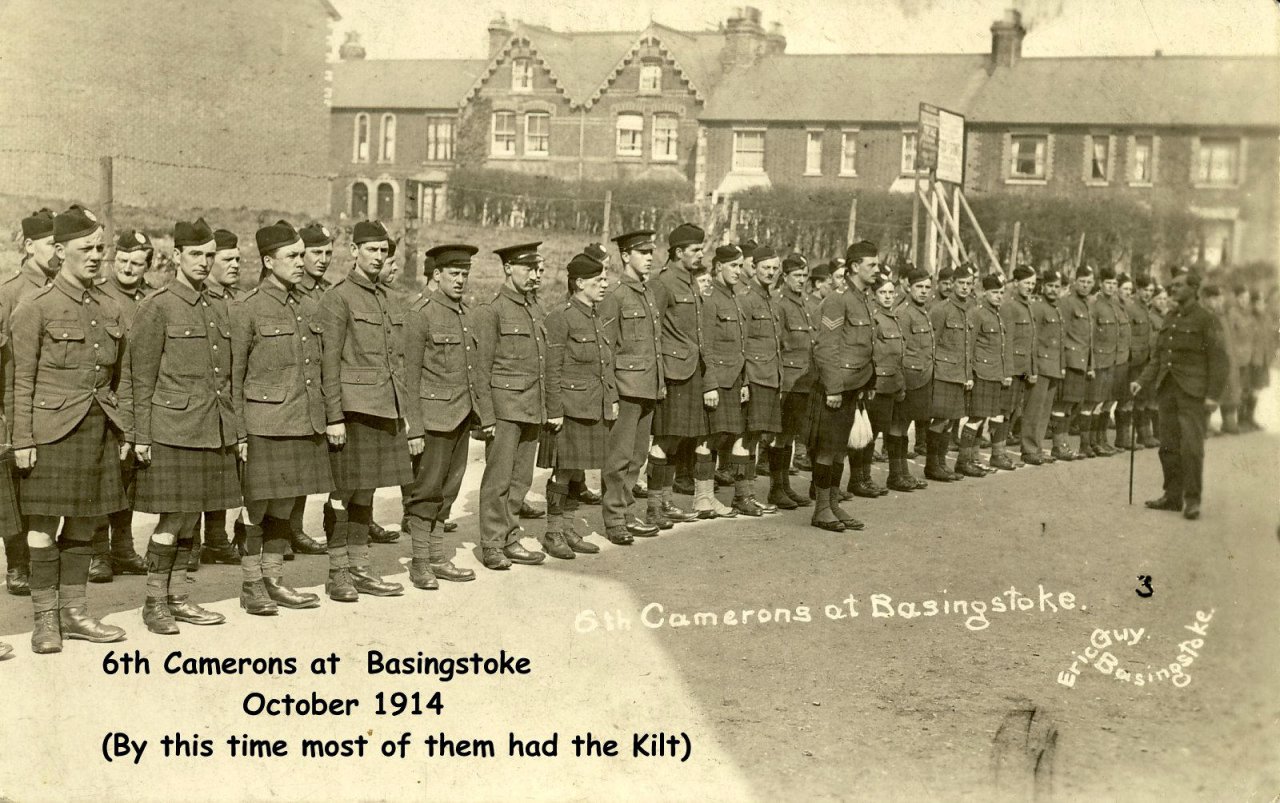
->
xmin=1010 ymin=221 xmax=1021 ymax=269
xmin=729 ymin=200 xmax=740 ymax=244
xmin=1075 ymin=232 xmax=1087 ymax=268
xmin=846 ymin=197 xmax=858 ymax=244
xmin=934 ymin=183 xmax=968 ymax=264
xmin=910 ymin=173 xmax=921 ymax=265
xmin=957 ymin=189 xmax=1003 ymax=276
xmin=98 ymin=156 xmax=114 ymax=245
xmin=926 ymin=177 xmax=938 ymax=274
xmin=915 ymin=185 xmax=962 ymax=267
xmin=601 ymin=190 xmax=612 ymax=241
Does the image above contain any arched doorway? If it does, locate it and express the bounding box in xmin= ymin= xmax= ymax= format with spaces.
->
xmin=376 ymin=182 xmax=396 ymax=221
xmin=351 ymin=182 xmax=369 ymax=218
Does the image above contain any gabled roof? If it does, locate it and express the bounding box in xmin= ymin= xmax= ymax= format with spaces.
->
xmin=701 ymin=53 xmax=1280 ymax=128
xmin=966 ymin=56 xmax=1280 ymax=127
xmin=331 ymin=59 xmax=487 ymax=109
xmin=701 ymin=54 xmax=990 ymax=123
xmin=465 ymin=20 xmax=723 ymax=109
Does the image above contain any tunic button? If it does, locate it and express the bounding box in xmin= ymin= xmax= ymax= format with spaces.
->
xmin=274 ymin=328 xmax=281 ymax=334
xmin=214 ymin=367 xmax=220 ymax=373
xmin=184 ymin=329 xmax=191 ymax=335
xmin=306 ymin=379 xmax=311 ymax=385
xmin=90 ymin=320 xmax=96 ymax=326
xmin=301 ymin=336 xmax=307 ymax=342
xmin=93 ymin=343 xmax=99 ymax=349
xmin=305 ymin=358 xmax=310 ymax=364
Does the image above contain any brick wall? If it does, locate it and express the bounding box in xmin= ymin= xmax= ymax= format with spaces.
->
xmin=0 ymin=0 xmax=333 ymax=214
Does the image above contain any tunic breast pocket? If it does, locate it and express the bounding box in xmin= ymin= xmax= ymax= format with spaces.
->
xmin=256 ymin=318 xmax=297 ymax=368
xmin=164 ymin=323 xmax=209 ymax=375
xmin=430 ymin=331 xmax=463 ymax=373
xmin=714 ymin=311 xmax=740 ymax=340
xmin=45 ymin=320 xmax=85 ymax=369
xmin=351 ymin=309 xmax=384 ymax=349
xmin=100 ymin=320 xmax=124 ymax=367
xmin=497 ymin=320 xmax=532 ymax=361
xmin=567 ymin=331 xmax=599 ymax=365
xmin=619 ymin=307 xmax=648 ymax=343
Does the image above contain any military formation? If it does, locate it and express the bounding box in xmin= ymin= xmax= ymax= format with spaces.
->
xmin=0 ymin=208 xmax=1272 ymax=659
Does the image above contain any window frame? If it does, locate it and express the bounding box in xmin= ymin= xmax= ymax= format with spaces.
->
xmin=900 ymin=130 xmax=919 ymax=176
xmin=651 ymin=113 xmax=679 ymax=162
xmin=511 ymin=58 xmax=534 ymax=93
xmin=1194 ymin=136 xmax=1243 ymax=188
xmin=1007 ymin=132 xmax=1049 ymax=183
xmin=379 ymin=113 xmax=397 ymax=163
xmin=732 ymin=128 xmax=766 ymax=174
xmin=352 ymin=112 xmax=370 ymax=163
xmin=491 ymin=111 xmax=517 ymax=158
xmin=424 ymin=115 xmax=454 ymax=163
xmin=839 ymin=128 xmax=859 ymax=177
xmin=1083 ymin=132 xmax=1114 ymax=185
xmin=616 ymin=113 xmax=644 ymax=158
xmin=638 ymin=63 xmax=663 ymax=94
xmin=804 ymin=129 xmax=823 ymax=177
xmin=524 ymin=111 xmax=550 ymax=158
xmin=1127 ymin=133 xmax=1156 ymax=187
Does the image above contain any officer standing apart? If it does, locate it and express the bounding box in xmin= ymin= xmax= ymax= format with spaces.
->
xmin=1132 ymin=271 xmax=1228 ymax=521
xmin=12 ymin=205 xmax=129 ymax=653
xmin=228 ymin=221 xmax=329 ymax=615
xmin=598 ymin=230 xmax=664 ymax=544
xmin=88 ymin=229 xmax=153 ymax=582
xmin=131 ymin=218 xmax=240 ymax=635
xmin=401 ymin=244 xmax=485 ymax=587
xmin=541 ymin=252 xmax=618 ymax=559
xmin=318 ymin=220 xmax=412 ymax=600
xmin=474 ymin=243 xmax=554 ymax=570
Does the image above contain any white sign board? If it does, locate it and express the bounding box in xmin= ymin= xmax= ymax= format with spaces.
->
xmin=936 ymin=107 xmax=965 ymax=185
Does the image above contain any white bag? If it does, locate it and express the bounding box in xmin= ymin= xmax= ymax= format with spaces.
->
xmin=848 ymin=403 xmax=873 ymax=449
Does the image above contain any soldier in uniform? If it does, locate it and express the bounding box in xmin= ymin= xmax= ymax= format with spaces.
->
xmin=291 ymin=222 xmax=338 ymax=556
xmin=931 ymin=266 xmax=955 ymax=311
xmin=965 ymin=274 xmax=1015 ymax=472
xmin=1084 ymin=268 xmax=1120 ymax=457
xmin=895 ymin=268 xmax=934 ymax=485
xmin=12 ymin=205 xmax=129 ymax=654
xmin=806 ymin=261 xmax=834 ymax=301
xmin=227 ymin=221 xmax=328 ymax=615
xmin=317 ymin=219 xmax=412 ymax=598
xmin=738 ymin=245 xmax=784 ymax=512
xmin=772 ymin=254 xmax=815 ymax=508
xmin=1225 ymin=285 xmax=1255 ymax=434
xmin=191 ymin=228 xmax=247 ymax=571
xmin=928 ymin=264 xmax=974 ymax=479
xmin=1244 ymin=289 xmax=1273 ymax=431
xmin=1060 ymin=266 xmax=1096 ymax=458
xmin=703 ymin=245 xmax=763 ymax=516
xmin=472 ymin=243 xmax=555 ymax=570
xmin=598 ymin=230 xmax=664 ymax=545
xmin=1133 ymin=275 xmax=1162 ymax=447
xmin=561 ymin=243 xmax=610 ymax=509
xmin=810 ymin=240 xmax=879 ymax=532
xmin=1132 ymin=270 xmax=1228 ymax=520
xmin=401 ymin=245 xmax=485 ymax=586
xmin=651 ymin=224 xmax=726 ymax=521
xmin=1 ymin=208 xmax=58 ymax=597
xmin=1023 ymin=270 xmax=1066 ymax=463
xmin=867 ymin=275 xmax=924 ymax=492
xmin=87 ymin=229 xmax=153 ymax=583
xmin=540 ymin=253 xmax=617 ymax=559
xmin=130 ymin=218 xmax=239 ymax=634
xmin=1115 ymin=274 xmax=1149 ymax=449
xmin=1001 ymin=265 xmax=1037 ymax=465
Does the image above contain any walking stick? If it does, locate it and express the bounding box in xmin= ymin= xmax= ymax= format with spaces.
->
xmin=1128 ymin=402 xmax=1137 ymax=505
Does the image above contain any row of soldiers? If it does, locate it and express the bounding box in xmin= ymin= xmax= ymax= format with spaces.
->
xmin=0 ymin=208 xmax=1262 ymax=658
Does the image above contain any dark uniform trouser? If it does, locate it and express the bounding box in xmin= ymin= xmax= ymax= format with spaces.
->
xmin=1020 ymin=376 xmax=1058 ymax=456
xmin=405 ymin=419 xmax=471 ymax=524
xmin=479 ymin=420 xmax=539 ymax=550
xmin=602 ymin=396 xmax=655 ymax=529
xmin=1156 ymin=380 xmax=1208 ymax=505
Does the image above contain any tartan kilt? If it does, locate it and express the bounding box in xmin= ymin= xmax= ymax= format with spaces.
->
xmin=708 ymin=376 xmax=746 ymax=435
xmin=0 ymin=453 xmax=23 ymax=538
xmin=242 ymin=433 xmax=334 ymax=502
xmin=1109 ymin=363 xmax=1131 ymax=401
xmin=1009 ymin=376 xmax=1029 ymax=416
xmin=968 ymin=378 xmax=1010 ymax=419
xmin=930 ymin=378 xmax=966 ymax=420
xmin=554 ymin=416 xmax=610 ymax=470
xmin=1060 ymin=369 xmax=1089 ymax=404
xmin=1085 ymin=367 xmax=1112 ymax=404
xmin=745 ymin=383 xmax=782 ymax=433
xmin=655 ymin=376 xmax=708 ymax=439
xmin=19 ymin=406 xmax=125 ymax=518
xmin=134 ymin=442 xmax=241 ymax=513
xmin=329 ymin=412 xmax=413 ymax=491
xmin=810 ymin=389 xmax=858 ymax=456
xmin=867 ymin=392 xmax=895 ymax=434
xmin=897 ymin=382 xmax=933 ymax=423
xmin=1250 ymin=363 xmax=1270 ymax=391
xmin=780 ymin=391 xmax=814 ymax=445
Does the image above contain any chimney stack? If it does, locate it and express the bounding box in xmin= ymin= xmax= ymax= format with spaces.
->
xmin=339 ymin=31 xmax=366 ymax=60
xmin=989 ymin=8 xmax=1025 ymax=71
xmin=722 ymin=6 xmax=767 ymax=70
xmin=488 ymin=13 xmax=512 ymax=59
xmin=765 ymin=22 xmax=787 ymax=55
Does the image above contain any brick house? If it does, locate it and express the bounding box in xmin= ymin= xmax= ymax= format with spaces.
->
xmin=699 ymin=12 xmax=1280 ymax=266
xmin=0 ymin=0 xmax=339 ymax=214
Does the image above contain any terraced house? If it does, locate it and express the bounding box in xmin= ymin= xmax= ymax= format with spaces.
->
xmin=329 ymin=8 xmax=1279 ymax=265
